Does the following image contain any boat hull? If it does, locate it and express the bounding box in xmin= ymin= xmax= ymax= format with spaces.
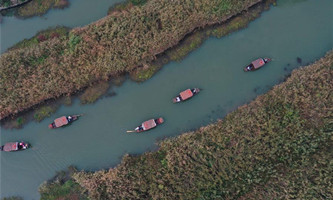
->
xmin=49 ymin=115 xmax=79 ymax=129
xmin=135 ymin=118 xmax=164 ymax=132
xmin=244 ymin=58 xmax=271 ymax=72
xmin=173 ymin=88 xmax=200 ymax=103
xmin=0 ymin=142 xmax=29 ymax=152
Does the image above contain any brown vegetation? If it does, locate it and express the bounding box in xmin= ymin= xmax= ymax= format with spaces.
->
xmin=79 ymin=82 xmax=110 ymax=104
xmin=0 ymin=0 xmax=263 ymax=120
xmin=39 ymin=166 xmax=88 ymax=200
xmin=68 ymin=51 xmax=333 ymax=199
xmin=16 ymin=0 xmax=69 ymax=18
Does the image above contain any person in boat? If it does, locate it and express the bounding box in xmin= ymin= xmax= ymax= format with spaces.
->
xmin=67 ymin=116 xmax=72 ymax=122
xmin=49 ymin=123 xmax=55 ymax=129
xmin=175 ymin=96 xmax=181 ymax=102
xmin=18 ymin=142 xmax=27 ymax=150
xmin=263 ymin=58 xmax=271 ymax=63
xmin=191 ymin=88 xmax=199 ymax=94
xmin=135 ymin=126 xmax=144 ymax=132
xmin=246 ymin=64 xmax=254 ymax=71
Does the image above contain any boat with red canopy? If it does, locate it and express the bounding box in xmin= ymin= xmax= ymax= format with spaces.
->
xmin=0 ymin=142 xmax=29 ymax=152
xmin=127 ymin=118 xmax=164 ymax=133
xmin=244 ymin=58 xmax=271 ymax=71
xmin=48 ymin=114 xmax=81 ymax=129
xmin=173 ymin=88 xmax=200 ymax=103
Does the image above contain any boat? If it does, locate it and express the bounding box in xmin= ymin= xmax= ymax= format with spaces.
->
xmin=244 ymin=58 xmax=271 ymax=71
xmin=48 ymin=115 xmax=80 ymax=129
xmin=128 ymin=118 xmax=164 ymax=133
xmin=173 ymin=88 xmax=200 ymax=103
xmin=0 ymin=142 xmax=29 ymax=152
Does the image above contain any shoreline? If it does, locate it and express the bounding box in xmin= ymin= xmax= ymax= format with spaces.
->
xmin=0 ymin=0 xmax=273 ymax=127
xmin=0 ymin=0 xmax=32 ymax=11
xmin=39 ymin=51 xmax=333 ymax=199
xmin=0 ymin=0 xmax=70 ymax=19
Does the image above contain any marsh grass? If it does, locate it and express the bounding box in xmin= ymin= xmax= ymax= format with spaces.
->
xmin=9 ymin=26 xmax=69 ymax=50
xmin=130 ymin=63 xmax=162 ymax=82
xmin=164 ymin=0 xmax=273 ymax=62
xmin=68 ymin=51 xmax=333 ymax=199
xmin=33 ymin=105 xmax=57 ymax=122
xmin=79 ymin=82 xmax=110 ymax=104
xmin=0 ymin=0 xmax=263 ymax=120
xmin=61 ymin=96 xmax=72 ymax=106
xmin=39 ymin=167 xmax=88 ymax=200
xmin=16 ymin=0 xmax=69 ymax=18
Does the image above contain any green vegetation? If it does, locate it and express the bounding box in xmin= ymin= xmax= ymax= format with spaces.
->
xmin=61 ymin=96 xmax=72 ymax=106
xmin=107 ymin=0 xmax=147 ymax=15
xmin=39 ymin=167 xmax=88 ymax=200
xmin=130 ymin=63 xmax=162 ymax=82
xmin=39 ymin=180 xmax=88 ymax=200
xmin=0 ymin=0 xmax=17 ymax=8
xmin=130 ymin=0 xmax=147 ymax=6
xmin=33 ymin=105 xmax=57 ymax=122
xmin=166 ymin=32 xmax=204 ymax=62
xmin=57 ymin=51 xmax=332 ymax=199
xmin=0 ymin=0 xmax=27 ymax=8
xmin=9 ymin=26 xmax=69 ymax=50
xmin=79 ymin=82 xmax=110 ymax=104
xmin=15 ymin=0 xmax=69 ymax=18
xmin=0 ymin=0 xmax=263 ymax=120
xmin=165 ymin=0 xmax=272 ymax=62
xmin=131 ymin=0 xmax=272 ymax=80
xmin=1 ymin=116 xmax=26 ymax=129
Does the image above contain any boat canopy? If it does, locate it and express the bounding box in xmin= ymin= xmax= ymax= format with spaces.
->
xmin=180 ymin=89 xmax=193 ymax=100
xmin=142 ymin=119 xmax=156 ymax=130
xmin=54 ymin=116 xmax=68 ymax=127
xmin=3 ymin=142 xmax=18 ymax=152
xmin=252 ymin=58 xmax=265 ymax=69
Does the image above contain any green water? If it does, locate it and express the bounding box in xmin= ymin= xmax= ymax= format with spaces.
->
xmin=1 ymin=0 xmax=332 ymax=199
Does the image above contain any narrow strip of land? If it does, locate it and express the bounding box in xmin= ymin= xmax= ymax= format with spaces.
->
xmin=0 ymin=0 xmax=69 ymax=17
xmin=0 ymin=0 xmax=32 ymax=11
xmin=39 ymin=51 xmax=333 ymax=199
xmin=0 ymin=0 xmax=262 ymax=119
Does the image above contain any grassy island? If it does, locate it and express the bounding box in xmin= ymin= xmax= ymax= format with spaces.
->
xmin=0 ymin=0 xmax=264 ymax=120
xmin=0 ymin=0 xmax=69 ymax=18
xmin=40 ymin=51 xmax=333 ymax=199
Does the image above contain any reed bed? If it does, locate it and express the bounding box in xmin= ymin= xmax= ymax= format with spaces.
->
xmin=0 ymin=0 xmax=262 ymax=119
xmin=40 ymin=52 xmax=333 ymax=199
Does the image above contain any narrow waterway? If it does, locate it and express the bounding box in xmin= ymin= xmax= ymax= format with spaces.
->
xmin=0 ymin=0 xmax=123 ymax=53
xmin=1 ymin=0 xmax=332 ymax=199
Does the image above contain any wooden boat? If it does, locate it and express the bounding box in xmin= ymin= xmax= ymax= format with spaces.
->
xmin=244 ymin=58 xmax=271 ymax=72
xmin=173 ymin=88 xmax=200 ymax=103
xmin=128 ymin=118 xmax=164 ymax=133
xmin=48 ymin=115 xmax=81 ymax=129
xmin=0 ymin=142 xmax=29 ymax=152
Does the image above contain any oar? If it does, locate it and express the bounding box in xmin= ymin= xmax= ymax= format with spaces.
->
xmin=126 ymin=130 xmax=136 ymax=133
xmin=74 ymin=114 xmax=84 ymax=117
